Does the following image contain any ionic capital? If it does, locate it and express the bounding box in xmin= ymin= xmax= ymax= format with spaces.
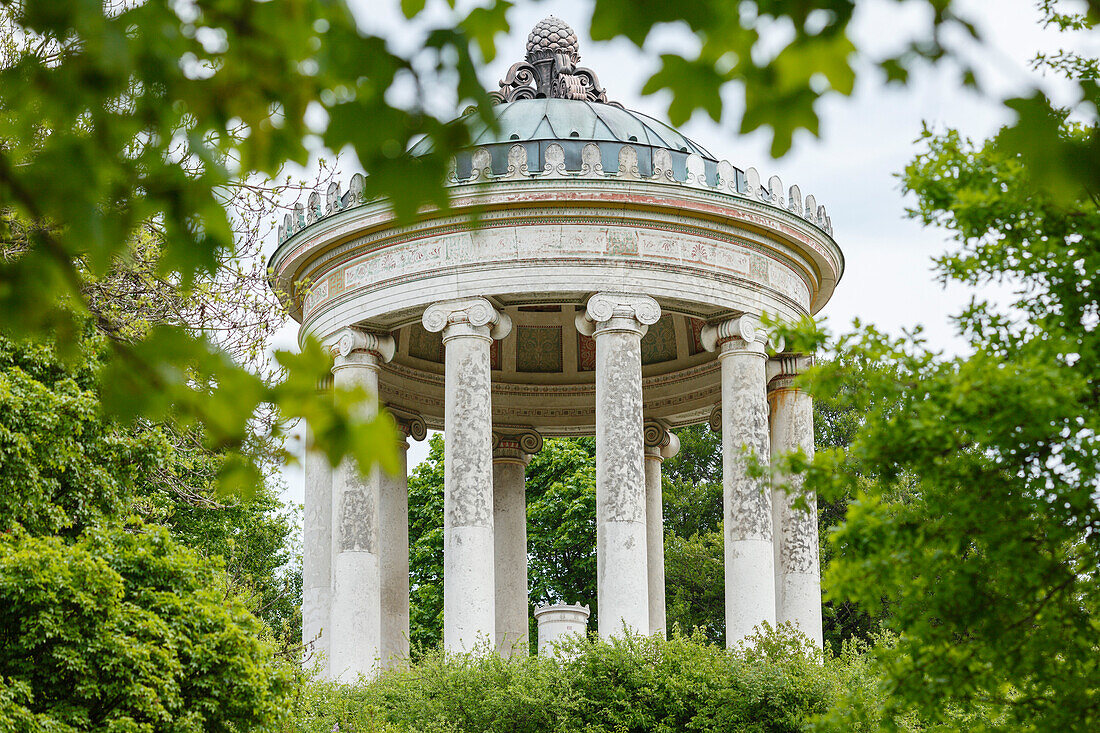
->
xmin=329 ymin=327 xmax=395 ymax=370
xmin=708 ymin=402 xmax=722 ymax=432
xmin=767 ymin=353 xmax=815 ymax=393
xmin=700 ymin=314 xmax=781 ymax=358
xmin=575 ymin=292 xmax=661 ymax=338
xmin=643 ymin=419 xmax=680 ymax=460
xmin=422 ymin=297 xmax=512 ymax=343
xmin=492 ymin=428 xmax=543 ymax=463
xmin=386 ymin=406 xmax=428 ymax=443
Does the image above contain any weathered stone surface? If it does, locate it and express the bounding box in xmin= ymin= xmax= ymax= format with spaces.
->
xmin=704 ymin=315 xmax=777 ymax=647
xmin=302 ymin=417 xmax=332 ymax=674
xmin=534 ymin=603 xmax=590 ymax=658
xmin=493 ymin=438 xmax=533 ymax=657
xmin=328 ymin=331 xmax=393 ymax=680
xmin=379 ymin=435 xmax=411 ymax=668
xmin=768 ymin=358 xmax=822 ymax=648
xmin=580 ymin=293 xmax=659 ymax=639
xmin=427 ymin=298 xmax=510 ymax=652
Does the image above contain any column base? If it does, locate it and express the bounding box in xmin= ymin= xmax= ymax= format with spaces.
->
xmin=725 ymin=538 xmax=776 ymax=647
xmin=444 ymin=525 xmax=496 ymax=653
xmin=330 ymin=551 xmax=381 ymax=681
xmin=778 ymin=572 xmax=823 ymax=649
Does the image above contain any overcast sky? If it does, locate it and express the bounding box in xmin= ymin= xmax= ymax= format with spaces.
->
xmin=276 ymin=0 xmax=1095 ymax=503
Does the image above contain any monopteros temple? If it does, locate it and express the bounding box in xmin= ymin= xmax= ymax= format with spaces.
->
xmin=269 ymin=17 xmax=843 ymax=681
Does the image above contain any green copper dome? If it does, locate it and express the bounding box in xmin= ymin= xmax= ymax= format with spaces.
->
xmin=412 ymin=98 xmax=723 ymax=183
xmin=470 ymin=99 xmax=713 ymax=158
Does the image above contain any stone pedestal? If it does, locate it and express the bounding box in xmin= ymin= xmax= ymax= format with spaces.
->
xmin=424 ymin=298 xmax=512 ymax=653
xmin=642 ymin=421 xmax=680 ymax=638
xmin=302 ymin=391 xmax=333 ymax=674
xmin=768 ymin=355 xmax=822 ymax=648
xmin=534 ymin=603 xmax=590 ymax=657
xmin=328 ymin=329 xmax=395 ymax=680
xmin=492 ymin=429 xmax=542 ymax=657
xmin=702 ymin=315 xmax=776 ymax=647
xmin=577 ymin=293 xmax=660 ymax=639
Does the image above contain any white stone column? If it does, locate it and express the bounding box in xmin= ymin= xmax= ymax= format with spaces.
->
xmin=702 ymin=315 xmax=777 ymax=647
xmin=492 ymin=429 xmax=542 ymax=657
xmin=642 ymin=420 xmax=680 ymax=638
xmin=302 ymin=379 xmax=333 ymax=675
xmin=767 ymin=354 xmax=822 ymax=648
xmin=328 ymin=328 xmax=395 ymax=681
xmin=577 ymin=292 xmax=660 ymax=639
xmin=379 ymin=410 xmax=426 ymax=668
xmin=423 ymin=298 xmax=512 ymax=653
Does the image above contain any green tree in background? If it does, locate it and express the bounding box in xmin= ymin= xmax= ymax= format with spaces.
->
xmin=405 ymin=386 xmax=877 ymax=652
xmin=0 ymin=528 xmax=288 ymax=732
xmin=0 ymin=329 xmax=298 ymax=728
xmin=798 ymin=12 xmax=1100 ymax=720
xmin=805 ymin=119 xmax=1100 ymax=731
xmin=4 ymin=0 xmax=1097 ymax=495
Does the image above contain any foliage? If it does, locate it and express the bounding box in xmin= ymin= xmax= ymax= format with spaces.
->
xmin=408 ymin=433 xmax=446 ymax=652
xmin=797 ymin=122 xmax=1100 ymax=730
xmin=0 ymin=325 xmax=303 ymax=646
xmin=0 ymin=525 xmax=289 ymax=732
xmin=406 ymin=402 xmax=872 ymax=652
xmin=2 ymin=0 xmax=1097 ymax=500
xmin=286 ymin=628 xmax=970 ymax=733
xmin=525 ymin=438 xmax=598 ymax=612
xmin=0 ymin=330 xmax=149 ymax=536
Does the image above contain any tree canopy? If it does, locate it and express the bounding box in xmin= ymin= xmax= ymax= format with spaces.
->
xmin=791 ymin=109 xmax=1100 ymax=733
xmin=3 ymin=0 xmax=1097 ymax=495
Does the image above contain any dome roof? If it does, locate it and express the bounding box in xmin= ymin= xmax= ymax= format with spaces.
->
xmin=463 ymin=99 xmax=713 ymax=158
xmin=413 ymin=99 xmax=713 ymax=159
xmin=410 ymin=99 xmax=718 ymax=181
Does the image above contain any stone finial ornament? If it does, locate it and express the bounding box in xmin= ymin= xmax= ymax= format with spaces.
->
xmin=491 ymin=17 xmax=617 ymax=106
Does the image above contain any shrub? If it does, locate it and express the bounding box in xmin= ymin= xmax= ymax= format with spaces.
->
xmin=285 ymin=627 xmax=913 ymax=733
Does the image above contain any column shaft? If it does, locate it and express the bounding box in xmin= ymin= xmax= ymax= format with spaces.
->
xmin=424 ymin=298 xmax=511 ymax=654
xmin=493 ymin=449 xmax=529 ymax=656
xmin=379 ymin=436 xmax=410 ymax=667
xmin=644 ymin=449 xmax=666 ymax=638
xmin=580 ymin=293 xmax=660 ymax=639
xmin=302 ymin=417 xmax=333 ymax=674
xmin=769 ymin=374 xmax=822 ymax=648
xmin=329 ymin=353 xmax=383 ymax=680
xmin=705 ymin=316 xmax=777 ymax=647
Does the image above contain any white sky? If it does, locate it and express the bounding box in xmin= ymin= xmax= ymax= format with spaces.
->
xmin=275 ymin=0 xmax=1095 ymax=506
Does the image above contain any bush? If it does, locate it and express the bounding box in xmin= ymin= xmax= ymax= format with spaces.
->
xmin=0 ymin=526 xmax=289 ymax=732
xmin=285 ymin=628 xmax=909 ymax=733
